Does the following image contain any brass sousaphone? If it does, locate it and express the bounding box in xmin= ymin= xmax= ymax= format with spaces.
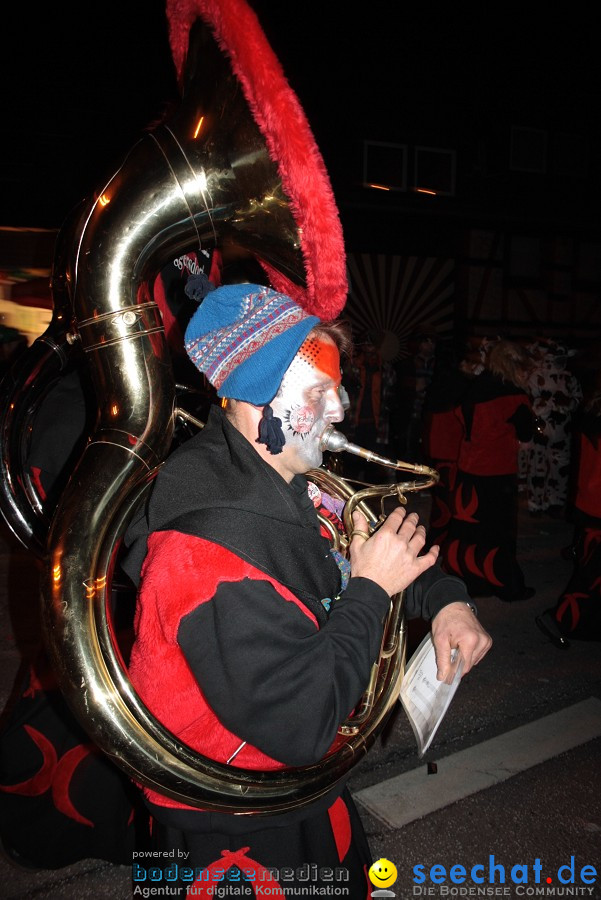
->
xmin=6 ymin=0 xmax=438 ymax=815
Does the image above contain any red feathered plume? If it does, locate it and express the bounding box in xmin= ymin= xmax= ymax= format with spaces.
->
xmin=166 ymin=0 xmax=347 ymax=320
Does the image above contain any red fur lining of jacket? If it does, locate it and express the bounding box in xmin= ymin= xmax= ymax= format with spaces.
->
xmin=128 ymin=530 xmax=319 ymax=810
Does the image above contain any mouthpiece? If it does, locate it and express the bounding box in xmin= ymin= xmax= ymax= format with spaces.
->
xmin=319 ymin=425 xmax=351 ymax=454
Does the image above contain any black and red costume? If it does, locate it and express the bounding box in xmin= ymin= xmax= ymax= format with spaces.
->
xmin=0 ymin=250 xmax=217 ymax=870
xmin=547 ymin=406 xmax=601 ymax=640
xmin=422 ymin=366 xmax=474 ymax=549
xmin=0 ymin=367 xmax=147 ymax=868
xmin=441 ymin=371 xmax=534 ymax=602
xmin=124 ymin=405 xmax=473 ymax=897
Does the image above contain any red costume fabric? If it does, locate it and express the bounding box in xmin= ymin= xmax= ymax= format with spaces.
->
xmin=574 ymin=431 xmax=601 ymax=520
xmin=129 ymin=532 xmax=319 ymax=810
xmin=455 ymin=393 xmax=532 ymax=476
xmin=549 ymin=409 xmax=601 ymax=639
xmin=423 ymin=408 xmax=464 ymax=464
xmin=421 ymin=366 xmax=475 ymax=550
xmin=441 ymin=372 xmax=534 ymax=601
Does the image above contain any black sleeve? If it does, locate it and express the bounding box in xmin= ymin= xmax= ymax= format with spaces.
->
xmin=507 ymin=401 xmax=535 ymax=442
xmin=27 ymin=369 xmax=91 ymax=502
xmin=403 ymin=564 xmax=473 ymax=621
xmin=178 ymin=576 xmax=390 ymax=767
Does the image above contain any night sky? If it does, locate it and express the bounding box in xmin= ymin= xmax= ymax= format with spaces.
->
xmin=2 ymin=2 xmax=600 ymax=229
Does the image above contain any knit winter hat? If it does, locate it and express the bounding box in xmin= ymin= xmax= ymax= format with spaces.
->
xmin=184 ymin=283 xmax=320 ymax=405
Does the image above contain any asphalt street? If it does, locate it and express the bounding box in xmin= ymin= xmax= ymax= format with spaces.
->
xmin=0 ymin=496 xmax=599 ymax=899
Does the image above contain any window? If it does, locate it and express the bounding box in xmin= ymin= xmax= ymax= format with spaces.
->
xmin=510 ymin=126 xmax=547 ymax=173
xmin=363 ymin=140 xmax=407 ymax=192
xmin=413 ymin=146 xmax=456 ymax=196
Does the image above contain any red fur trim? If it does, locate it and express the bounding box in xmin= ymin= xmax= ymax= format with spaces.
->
xmin=166 ymin=0 xmax=347 ymax=320
xmin=30 ymin=466 xmax=46 ymax=501
xmin=151 ymin=271 xmax=180 ymax=350
xmin=328 ymin=796 xmax=352 ymax=862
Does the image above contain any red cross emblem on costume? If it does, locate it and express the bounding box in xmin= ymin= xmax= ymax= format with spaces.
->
xmin=190 ymin=847 xmax=285 ymax=897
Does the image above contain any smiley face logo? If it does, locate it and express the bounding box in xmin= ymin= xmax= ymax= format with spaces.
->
xmin=368 ymin=857 xmax=398 ymax=888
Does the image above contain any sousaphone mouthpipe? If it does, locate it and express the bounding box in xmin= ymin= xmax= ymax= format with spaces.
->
xmin=319 ymin=425 xmax=439 ymax=478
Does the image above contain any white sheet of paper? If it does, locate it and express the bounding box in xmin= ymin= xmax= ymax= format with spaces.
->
xmin=399 ymin=633 xmax=464 ymax=756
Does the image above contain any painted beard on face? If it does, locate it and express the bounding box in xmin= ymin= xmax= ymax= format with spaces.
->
xmin=270 ymin=335 xmax=345 ymax=471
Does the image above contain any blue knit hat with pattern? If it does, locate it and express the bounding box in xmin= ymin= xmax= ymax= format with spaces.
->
xmin=184 ymin=283 xmax=320 ymax=405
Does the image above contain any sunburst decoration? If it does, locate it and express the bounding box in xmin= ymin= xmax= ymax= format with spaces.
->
xmin=345 ymin=253 xmax=455 ymax=361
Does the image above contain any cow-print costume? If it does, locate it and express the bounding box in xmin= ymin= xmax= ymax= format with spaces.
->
xmin=520 ymin=339 xmax=582 ymax=516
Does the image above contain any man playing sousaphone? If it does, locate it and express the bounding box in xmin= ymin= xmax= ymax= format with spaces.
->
xmin=124 ymin=281 xmax=492 ymax=897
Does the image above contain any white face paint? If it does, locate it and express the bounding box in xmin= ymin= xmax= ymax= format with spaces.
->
xmin=270 ymin=334 xmax=345 ymax=472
